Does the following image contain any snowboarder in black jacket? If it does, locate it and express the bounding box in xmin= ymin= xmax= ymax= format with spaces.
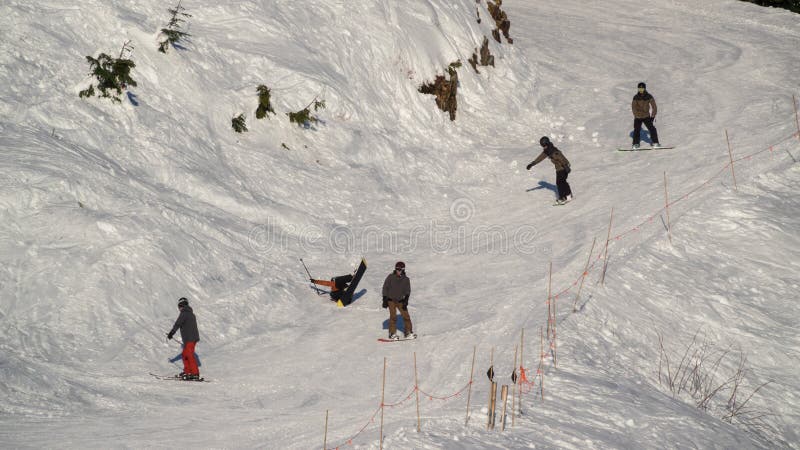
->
xmin=167 ymin=297 xmax=201 ymax=380
xmin=382 ymin=261 xmax=415 ymax=340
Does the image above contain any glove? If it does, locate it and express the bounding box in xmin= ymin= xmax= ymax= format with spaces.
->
xmin=526 ymin=162 xmax=533 ymax=170
xmin=167 ymin=331 xmax=174 ymax=340
xmin=382 ymin=296 xmax=388 ymax=309
xmin=401 ymin=296 xmax=409 ymax=311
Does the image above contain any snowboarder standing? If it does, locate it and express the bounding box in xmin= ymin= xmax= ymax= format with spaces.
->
xmin=166 ymin=297 xmax=201 ymax=380
xmin=382 ymin=261 xmax=415 ymax=340
xmin=526 ymin=136 xmax=573 ymax=205
xmin=631 ymin=82 xmax=660 ymax=149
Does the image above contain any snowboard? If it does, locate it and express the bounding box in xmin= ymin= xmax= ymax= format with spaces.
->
xmin=338 ymin=257 xmax=367 ymax=307
xmin=378 ymin=335 xmax=417 ymax=343
xmin=617 ymin=146 xmax=675 ymax=152
xmin=552 ymin=197 xmax=574 ymax=206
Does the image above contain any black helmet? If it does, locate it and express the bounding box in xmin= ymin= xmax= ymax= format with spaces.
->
xmin=178 ymin=297 xmax=189 ymax=308
xmin=394 ymin=261 xmax=406 ymax=271
xmin=637 ymin=82 xmax=646 ymax=89
xmin=539 ymin=136 xmax=551 ymax=147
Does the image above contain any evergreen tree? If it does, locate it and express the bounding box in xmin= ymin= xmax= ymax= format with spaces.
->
xmin=78 ymin=53 xmax=137 ymax=103
xmin=232 ymin=114 xmax=248 ymax=133
xmin=741 ymin=0 xmax=800 ymax=13
xmin=255 ymin=85 xmax=275 ymax=119
xmin=287 ymin=98 xmax=326 ymax=127
xmin=158 ymin=1 xmax=192 ymax=53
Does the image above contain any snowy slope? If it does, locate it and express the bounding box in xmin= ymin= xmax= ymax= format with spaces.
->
xmin=1 ymin=0 xmax=799 ymax=448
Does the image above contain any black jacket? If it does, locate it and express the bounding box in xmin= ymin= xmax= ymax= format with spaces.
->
xmin=382 ymin=273 xmax=411 ymax=303
xmin=170 ymin=305 xmax=200 ymax=342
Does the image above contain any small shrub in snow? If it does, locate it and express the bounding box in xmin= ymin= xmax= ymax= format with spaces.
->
xmin=486 ymin=0 xmax=513 ymax=44
xmin=255 ymin=85 xmax=275 ymax=119
xmin=656 ymin=330 xmax=777 ymax=440
xmin=468 ymin=36 xmax=495 ymax=73
xmin=232 ymin=114 xmax=247 ymax=133
xmin=288 ymin=98 xmax=326 ymax=127
xmin=158 ymin=1 xmax=192 ymax=53
xmin=78 ymin=52 xmax=137 ymax=103
xmin=419 ymin=61 xmax=460 ymax=121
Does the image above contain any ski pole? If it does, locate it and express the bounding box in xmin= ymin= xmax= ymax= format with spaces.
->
xmin=300 ymin=258 xmax=323 ymax=295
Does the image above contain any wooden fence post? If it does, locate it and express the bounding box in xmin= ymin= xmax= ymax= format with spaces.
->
xmin=553 ymin=291 xmax=558 ymax=368
xmin=540 ymin=327 xmax=545 ymax=401
xmin=323 ymin=410 xmax=328 ymax=450
xmin=664 ymin=171 xmax=672 ymax=244
xmin=574 ymin=237 xmax=596 ymax=312
xmin=725 ymin=129 xmax=738 ymax=191
xmin=547 ymin=261 xmax=553 ymax=339
xmin=518 ymin=329 xmax=524 ymax=417
xmin=465 ymin=346 xmax=476 ymax=426
xmin=511 ymin=344 xmax=518 ymax=427
xmin=488 ymin=382 xmax=497 ymax=430
xmin=500 ymin=385 xmax=509 ymax=431
xmin=794 ymin=94 xmax=800 ymax=140
xmin=601 ymin=208 xmax=614 ymax=285
xmin=380 ymin=357 xmax=386 ymax=450
xmin=414 ymin=352 xmax=421 ymax=432
xmin=487 ymin=347 xmax=495 ymax=430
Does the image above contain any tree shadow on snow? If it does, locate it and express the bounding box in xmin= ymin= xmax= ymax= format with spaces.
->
xmin=629 ymin=128 xmax=652 ymax=144
xmin=527 ymin=180 xmax=558 ymax=194
xmin=127 ymin=91 xmax=139 ymax=106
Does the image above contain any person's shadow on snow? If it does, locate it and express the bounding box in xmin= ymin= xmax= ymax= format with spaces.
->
xmin=527 ymin=181 xmax=558 ymax=194
xmin=350 ymin=289 xmax=366 ymax=304
xmin=629 ymin=129 xmax=652 ymax=144
xmin=382 ymin=316 xmax=407 ymax=332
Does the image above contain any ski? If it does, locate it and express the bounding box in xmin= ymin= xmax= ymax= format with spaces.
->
xmin=149 ymin=372 xmax=208 ymax=382
xmin=617 ymin=146 xmax=675 ymax=152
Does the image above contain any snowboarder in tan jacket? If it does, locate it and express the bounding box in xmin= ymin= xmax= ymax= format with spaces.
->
xmin=631 ymin=82 xmax=660 ymax=149
xmin=527 ymin=136 xmax=573 ymax=204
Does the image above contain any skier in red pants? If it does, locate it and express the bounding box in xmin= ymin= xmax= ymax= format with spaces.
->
xmin=167 ymin=297 xmax=201 ymax=380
